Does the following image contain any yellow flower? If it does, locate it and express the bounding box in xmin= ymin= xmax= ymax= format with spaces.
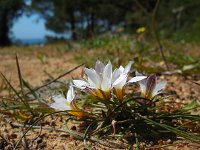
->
xmin=136 ymin=27 xmax=146 ymax=34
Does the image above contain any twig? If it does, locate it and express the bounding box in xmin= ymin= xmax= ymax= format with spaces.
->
xmin=11 ymin=123 xmax=127 ymax=149
xmin=43 ymin=70 xmax=54 ymax=80
xmin=134 ymin=0 xmax=169 ymax=70
xmin=21 ymin=126 xmax=29 ymax=150
xmin=92 ymin=119 xmax=134 ymax=135
xmin=25 ymin=63 xmax=84 ymax=95
xmin=29 ymin=124 xmax=43 ymax=148
xmin=151 ymin=0 xmax=169 ymax=70
xmin=191 ymin=81 xmax=200 ymax=86
xmin=134 ymin=0 xmax=150 ymax=16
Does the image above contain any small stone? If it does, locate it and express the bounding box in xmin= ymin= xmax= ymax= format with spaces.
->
xmin=9 ymin=133 xmax=17 ymax=139
xmin=60 ymin=133 xmax=69 ymax=138
xmin=71 ymin=126 xmax=76 ymax=131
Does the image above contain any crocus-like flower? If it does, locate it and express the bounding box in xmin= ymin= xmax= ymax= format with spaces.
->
xmin=73 ymin=60 xmax=112 ymax=100
xmin=112 ymin=62 xmax=146 ymax=102
xmin=137 ymin=73 xmax=167 ymax=99
xmin=74 ymin=60 xmax=146 ymax=102
xmin=50 ymin=85 xmax=86 ymax=118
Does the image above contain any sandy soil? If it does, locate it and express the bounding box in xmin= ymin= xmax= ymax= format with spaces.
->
xmin=0 ymin=46 xmax=200 ymax=149
xmin=0 ymin=46 xmax=83 ymax=96
xmin=1 ymin=74 xmax=200 ymax=150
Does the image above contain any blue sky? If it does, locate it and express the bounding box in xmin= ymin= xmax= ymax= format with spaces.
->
xmin=11 ymin=14 xmax=54 ymax=40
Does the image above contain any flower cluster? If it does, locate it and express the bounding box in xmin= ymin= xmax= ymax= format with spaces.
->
xmin=50 ymin=60 xmax=166 ymax=117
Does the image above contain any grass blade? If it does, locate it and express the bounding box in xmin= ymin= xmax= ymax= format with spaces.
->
xmin=138 ymin=115 xmax=200 ymax=143
xmin=1 ymin=72 xmax=33 ymax=114
xmin=22 ymin=79 xmax=38 ymax=99
xmin=16 ymin=55 xmax=25 ymax=97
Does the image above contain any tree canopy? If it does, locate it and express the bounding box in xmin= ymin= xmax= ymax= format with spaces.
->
xmin=1 ymin=0 xmax=200 ymax=45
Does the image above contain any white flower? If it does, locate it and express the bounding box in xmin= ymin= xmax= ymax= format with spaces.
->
xmin=50 ymin=85 xmax=86 ymax=117
xmin=74 ymin=60 xmax=146 ymax=102
xmin=73 ymin=60 xmax=112 ymax=100
xmin=137 ymin=73 xmax=167 ymax=99
xmin=112 ymin=61 xmax=146 ymax=102
xmin=112 ymin=61 xmax=133 ymax=102
xmin=112 ymin=61 xmax=133 ymax=84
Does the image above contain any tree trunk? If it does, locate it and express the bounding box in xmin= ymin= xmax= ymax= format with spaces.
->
xmin=0 ymin=10 xmax=10 ymax=46
xmin=89 ymin=13 xmax=95 ymax=38
xmin=69 ymin=9 xmax=77 ymax=40
xmin=86 ymin=13 xmax=95 ymax=38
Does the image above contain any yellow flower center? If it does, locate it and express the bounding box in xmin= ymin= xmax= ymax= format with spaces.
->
xmin=90 ymin=89 xmax=111 ymax=100
xmin=114 ymin=88 xmax=125 ymax=102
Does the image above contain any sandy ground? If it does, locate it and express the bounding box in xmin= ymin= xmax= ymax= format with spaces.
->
xmin=0 ymin=46 xmax=83 ymax=96
xmin=1 ymin=74 xmax=200 ymax=150
xmin=0 ymin=46 xmax=200 ymax=149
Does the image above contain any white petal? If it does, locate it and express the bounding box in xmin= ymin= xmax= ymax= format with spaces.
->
xmin=101 ymin=76 xmax=112 ymax=91
xmin=50 ymin=95 xmax=71 ymax=111
xmin=101 ymin=61 xmax=112 ymax=91
xmin=103 ymin=61 xmax=112 ymax=79
xmin=135 ymin=71 xmax=143 ymax=76
xmin=128 ymin=76 xmax=147 ymax=83
xmin=138 ymin=80 xmax=147 ymax=94
xmin=112 ymin=69 xmax=121 ymax=83
xmin=155 ymin=81 xmax=167 ymax=91
xmin=152 ymin=81 xmax=167 ymax=97
xmin=95 ymin=60 xmax=105 ymax=75
xmin=133 ymin=72 xmax=147 ymax=94
xmin=73 ymin=80 xmax=89 ymax=89
xmin=87 ymin=78 xmax=96 ymax=88
xmin=50 ymin=102 xmax=71 ymax=111
xmin=52 ymin=95 xmax=66 ymax=103
xmin=112 ymin=74 xmax=127 ymax=89
xmin=66 ymin=86 xmax=75 ymax=102
xmin=118 ymin=66 xmax=124 ymax=73
xmin=123 ymin=61 xmax=133 ymax=74
xmin=84 ymin=68 xmax=101 ymax=88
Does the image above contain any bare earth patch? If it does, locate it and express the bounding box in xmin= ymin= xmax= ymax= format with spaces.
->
xmin=0 ymin=46 xmax=82 ymax=95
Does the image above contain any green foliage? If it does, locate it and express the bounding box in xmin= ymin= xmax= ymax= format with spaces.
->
xmin=31 ymin=0 xmax=135 ymax=40
xmin=29 ymin=0 xmax=200 ymax=45
xmin=73 ymin=34 xmax=200 ymax=74
xmin=180 ymin=100 xmax=198 ymax=112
